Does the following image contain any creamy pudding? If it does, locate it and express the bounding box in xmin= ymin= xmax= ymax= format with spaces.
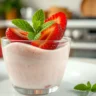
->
xmin=2 ymin=9 xmax=70 ymax=95
xmin=2 ymin=41 xmax=70 ymax=89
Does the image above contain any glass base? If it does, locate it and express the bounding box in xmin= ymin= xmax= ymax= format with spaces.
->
xmin=13 ymin=85 xmax=58 ymax=95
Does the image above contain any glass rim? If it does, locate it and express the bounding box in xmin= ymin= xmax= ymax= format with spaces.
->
xmin=1 ymin=37 xmax=71 ymax=43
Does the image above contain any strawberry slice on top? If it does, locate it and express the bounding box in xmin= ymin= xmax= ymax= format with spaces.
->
xmin=32 ymin=23 xmax=63 ymax=50
xmin=32 ymin=12 xmax=67 ymax=50
xmin=6 ymin=28 xmax=28 ymax=40
xmin=40 ymin=23 xmax=63 ymax=40
xmin=45 ymin=12 xmax=67 ymax=31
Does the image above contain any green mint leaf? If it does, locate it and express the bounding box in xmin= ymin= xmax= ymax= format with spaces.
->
xmin=74 ymin=84 xmax=88 ymax=91
xmin=33 ymin=21 xmax=42 ymax=32
xmin=87 ymin=81 xmax=91 ymax=90
xmin=12 ymin=19 xmax=34 ymax=32
xmin=32 ymin=9 xmax=45 ymax=26
xmin=34 ymin=32 xmax=41 ymax=40
xmin=40 ymin=21 xmax=54 ymax=32
xmin=28 ymin=32 xmax=35 ymax=40
xmin=91 ymin=84 xmax=96 ymax=92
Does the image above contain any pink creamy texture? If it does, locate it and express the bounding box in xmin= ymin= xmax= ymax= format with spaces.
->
xmin=3 ymin=42 xmax=70 ymax=89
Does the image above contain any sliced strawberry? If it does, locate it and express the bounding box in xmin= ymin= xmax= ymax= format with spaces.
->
xmin=40 ymin=23 xmax=63 ymax=40
xmin=32 ymin=40 xmax=58 ymax=50
xmin=40 ymin=41 xmax=58 ymax=50
xmin=32 ymin=23 xmax=63 ymax=50
xmin=45 ymin=12 xmax=67 ymax=31
xmin=6 ymin=28 xmax=28 ymax=40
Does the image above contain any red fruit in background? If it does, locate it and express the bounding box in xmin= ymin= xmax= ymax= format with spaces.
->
xmin=6 ymin=28 xmax=28 ymax=40
xmin=0 ymin=45 xmax=3 ymax=58
xmin=32 ymin=23 xmax=63 ymax=50
xmin=45 ymin=12 xmax=67 ymax=31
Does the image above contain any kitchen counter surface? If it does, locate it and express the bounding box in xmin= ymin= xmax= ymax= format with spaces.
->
xmin=71 ymin=57 xmax=96 ymax=64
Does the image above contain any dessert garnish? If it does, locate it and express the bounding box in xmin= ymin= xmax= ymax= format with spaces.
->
xmin=6 ymin=9 xmax=67 ymax=49
xmin=74 ymin=81 xmax=96 ymax=92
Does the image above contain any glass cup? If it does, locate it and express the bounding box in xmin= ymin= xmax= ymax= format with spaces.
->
xmin=1 ymin=37 xmax=71 ymax=95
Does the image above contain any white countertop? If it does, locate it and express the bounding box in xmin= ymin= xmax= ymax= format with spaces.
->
xmin=71 ymin=57 xmax=96 ymax=64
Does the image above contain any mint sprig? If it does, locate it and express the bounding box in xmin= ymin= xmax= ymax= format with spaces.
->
xmin=87 ymin=81 xmax=91 ymax=90
xmin=74 ymin=81 xmax=96 ymax=92
xmin=12 ymin=19 xmax=34 ymax=32
xmin=12 ymin=9 xmax=54 ymax=40
xmin=74 ymin=83 xmax=88 ymax=91
xmin=34 ymin=32 xmax=41 ymax=40
xmin=91 ymin=84 xmax=96 ymax=92
xmin=28 ymin=32 xmax=35 ymax=40
xmin=41 ymin=21 xmax=54 ymax=32
xmin=32 ymin=9 xmax=45 ymax=25
xmin=32 ymin=9 xmax=45 ymax=32
xmin=32 ymin=21 xmax=42 ymax=32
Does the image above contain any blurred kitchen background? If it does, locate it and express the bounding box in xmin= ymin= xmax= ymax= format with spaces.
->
xmin=0 ymin=0 xmax=96 ymax=58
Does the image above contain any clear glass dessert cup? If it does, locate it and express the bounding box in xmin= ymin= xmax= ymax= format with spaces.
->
xmin=1 ymin=37 xmax=71 ymax=95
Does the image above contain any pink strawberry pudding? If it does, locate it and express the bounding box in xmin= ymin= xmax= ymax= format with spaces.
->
xmin=3 ymin=40 xmax=70 ymax=89
xmin=1 ymin=9 xmax=70 ymax=95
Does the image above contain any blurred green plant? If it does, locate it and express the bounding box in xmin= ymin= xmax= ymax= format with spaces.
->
xmin=0 ymin=3 xmax=4 ymax=15
xmin=0 ymin=0 xmax=22 ymax=16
